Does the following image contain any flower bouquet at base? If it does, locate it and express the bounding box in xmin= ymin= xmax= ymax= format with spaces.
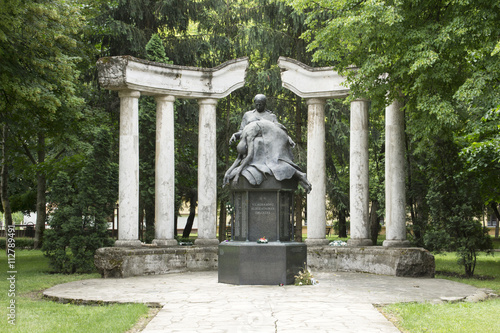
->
xmin=294 ymin=264 xmax=319 ymax=286
xmin=257 ymin=237 xmax=268 ymax=244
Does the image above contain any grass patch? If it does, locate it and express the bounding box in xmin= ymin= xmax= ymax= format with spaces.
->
xmin=1 ymin=250 xmax=149 ymax=332
xmin=434 ymin=252 xmax=500 ymax=293
xmin=382 ymin=252 xmax=500 ymax=333
xmin=492 ymin=237 xmax=500 ymax=249
xmin=383 ymin=298 xmax=500 ymax=333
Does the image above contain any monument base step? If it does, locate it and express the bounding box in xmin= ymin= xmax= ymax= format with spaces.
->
xmin=218 ymin=241 xmax=307 ymax=285
xmin=307 ymin=245 xmax=435 ymax=278
xmin=94 ymin=244 xmax=434 ymax=279
xmin=94 ymin=246 xmax=218 ymax=278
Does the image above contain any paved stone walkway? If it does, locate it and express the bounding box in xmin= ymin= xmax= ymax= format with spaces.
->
xmin=44 ymin=271 xmax=484 ymax=332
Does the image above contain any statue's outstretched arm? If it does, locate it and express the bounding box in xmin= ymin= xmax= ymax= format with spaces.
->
xmin=229 ymin=131 xmax=242 ymax=144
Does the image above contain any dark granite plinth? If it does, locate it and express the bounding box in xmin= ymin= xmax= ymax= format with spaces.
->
xmin=218 ymin=241 xmax=307 ymax=285
xmin=230 ymin=177 xmax=296 ymax=242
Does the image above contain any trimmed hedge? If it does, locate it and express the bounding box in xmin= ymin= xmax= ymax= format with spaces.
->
xmin=0 ymin=237 xmax=35 ymax=249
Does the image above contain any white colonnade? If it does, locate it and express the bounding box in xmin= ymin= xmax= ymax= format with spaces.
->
xmin=278 ymin=57 xmax=409 ymax=247
xmin=97 ymin=56 xmax=248 ymax=247
xmin=98 ymin=55 xmax=409 ymax=248
xmin=383 ymin=99 xmax=411 ymax=247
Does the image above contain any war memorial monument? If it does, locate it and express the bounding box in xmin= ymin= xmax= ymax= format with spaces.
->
xmin=218 ymin=94 xmax=311 ymax=285
xmin=94 ymin=56 xmax=434 ymax=280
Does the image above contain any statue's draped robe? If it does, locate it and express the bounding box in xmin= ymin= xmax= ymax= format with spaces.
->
xmin=227 ymin=119 xmax=302 ymax=185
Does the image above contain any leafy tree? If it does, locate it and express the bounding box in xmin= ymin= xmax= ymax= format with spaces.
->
xmin=288 ymin=0 xmax=497 ymax=272
xmin=460 ymin=106 xmax=500 ymax=238
xmin=42 ymin=128 xmax=117 ymax=273
xmin=422 ymin=137 xmax=492 ymax=277
xmin=1 ymin=0 xmax=86 ymax=248
xmin=90 ymin=0 xmax=205 ymax=58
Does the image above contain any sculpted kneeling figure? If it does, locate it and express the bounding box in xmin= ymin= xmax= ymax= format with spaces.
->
xmin=224 ymin=94 xmax=312 ymax=193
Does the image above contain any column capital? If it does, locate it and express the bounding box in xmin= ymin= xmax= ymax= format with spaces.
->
xmin=118 ymin=90 xmax=141 ymax=98
xmin=155 ymin=95 xmax=175 ymax=103
xmin=198 ymin=98 xmax=218 ymax=106
xmin=306 ymin=98 xmax=326 ymax=106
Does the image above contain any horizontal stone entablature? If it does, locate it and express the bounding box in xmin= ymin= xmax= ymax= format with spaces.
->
xmin=97 ymin=56 xmax=249 ymax=99
xmin=278 ymin=56 xmax=352 ymax=99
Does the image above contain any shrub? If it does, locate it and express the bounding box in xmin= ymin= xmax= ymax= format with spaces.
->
xmin=424 ymin=174 xmax=493 ymax=277
xmin=42 ymin=129 xmax=117 ymax=273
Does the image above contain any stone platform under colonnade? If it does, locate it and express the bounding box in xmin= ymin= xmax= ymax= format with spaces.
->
xmin=96 ymin=56 xmax=431 ymax=281
xmin=94 ymin=245 xmax=435 ymax=278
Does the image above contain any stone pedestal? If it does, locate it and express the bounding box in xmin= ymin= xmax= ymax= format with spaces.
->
xmin=229 ymin=177 xmax=296 ymax=242
xmin=218 ymin=177 xmax=307 ymax=285
xmin=218 ymin=242 xmax=307 ymax=285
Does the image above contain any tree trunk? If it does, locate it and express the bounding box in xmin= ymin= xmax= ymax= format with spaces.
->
xmin=218 ymin=202 xmax=227 ymax=242
xmin=369 ymin=200 xmax=380 ymax=245
xmin=174 ymin=214 xmax=178 ymax=238
xmin=338 ymin=208 xmax=347 ymax=238
xmin=1 ymin=125 xmax=14 ymax=251
xmin=182 ymin=192 xmax=197 ymax=238
xmin=218 ymin=96 xmax=231 ymax=242
xmin=490 ymin=202 xmax=500 ymax=239
xmin=138 ymin=206 xmax=145 ymax=242
xmin=34 ymin=132 xmax=46 ymax=249
xmin=145 ymin=204 xmax=155 ymax=243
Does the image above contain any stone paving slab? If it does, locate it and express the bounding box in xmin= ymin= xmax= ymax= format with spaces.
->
xmin=43 ymin=271 xmax=483 ymax=332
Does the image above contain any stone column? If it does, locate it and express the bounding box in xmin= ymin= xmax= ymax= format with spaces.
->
xmin=153 ymin=95 xmax=178 ymax=246
xmin=195 ymin=98 xmax=220 ymax=245
xmin=348 ymin=99 xmax=372 ymax=246
xmin=305 ymin=98 xmax=329 ymax=246
xmin=383 ymin=99 xmax=410 ymax=247
xmin=116 ymin=90 xmax=142 ymax=247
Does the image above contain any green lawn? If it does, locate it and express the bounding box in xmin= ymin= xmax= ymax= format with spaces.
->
xmin=2 ymin=242 xmax=499 ymax=332
xmin=382 ymin=252 xmax=500 ymax=333
xmin=0 ymin=250 xmax=149 ymax=333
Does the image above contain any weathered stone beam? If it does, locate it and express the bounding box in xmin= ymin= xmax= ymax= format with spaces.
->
xmin=97 ymin=56 xmax=249 ymax=98
xmin=277 ymin=56 xmax=350 ymax=99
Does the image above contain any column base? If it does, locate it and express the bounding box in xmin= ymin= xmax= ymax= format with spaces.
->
xmin=194 ymin=238 xmax=220 ymax=246
xmin=304 ymin=238 xmax=330 ymax=246
xmin=114 ymin=239 xmax=142 ymax=248
xmin=152 ymin=239 xmax=178 ymax=247
xmin=383 ymin=239 xmax=411 ymax=247
xmin=347 ymin=238 xmax=373 ymax=246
